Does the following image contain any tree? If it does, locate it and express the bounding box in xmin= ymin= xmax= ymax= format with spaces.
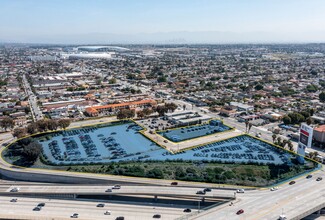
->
xmin=108 ymin=78 xmax=117 ymax=84
xmin=248 ymin=123 xmax=253 ymax=133
xmin=156 ymin=105 xmax=168 ymax=116
xmin=12 ymin=128 xmax=27 ymax=139
xmin=287 ymin=141 xmax=294 ymax=151
xmin=306 ymin=117 xmax=313 ymax=125
xmin=27 ymin=123 xmax=38 ymax=134
xmin=137 ymin=110 xmax=145 ymax=119
xmin=0 ymin=117 xmax=14 ymax=131
xmin=23 ymin=141 xmax=42 ymax=162
xmin=306 ymin=84 xmax=318 ymax=92
xmin=157 ymin=76 xmax=167 ymax=83
xmin=36 ymin=119 xmax=49 ymax=132
xmin=272 ymin=134 xmax=277 ymax=143
xmin=282 ymin=116 xmax=291 ymax=125
xmin=277 ymin=137 xmax=282 ymax=146
xmin=47 ymin=119 xmax=59 ymax=130
xmin=165 ymin=103 xmax=178 ymax=112
xmin=320 ymin=92 xmax=325 ymax=102
xmin=254 ymin=84 xmax=264 ymax=90
xmin=58 ymin=119 xmax=71 ymax=130
xmin=117 ymin=109 xmax=135 ymax=119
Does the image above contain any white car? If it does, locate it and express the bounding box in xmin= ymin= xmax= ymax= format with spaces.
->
xmin=236 ymin=189 xmax=245 ymax=193
xmin=10 ymin=188 xmax=19 ymax=193
xmin=270 ymin=187 xmax=278 ymax=191
xmin=112 ymin=185 xmax=121 ymax=189
xmin=104 ymin=211 xmax=111 ymax=215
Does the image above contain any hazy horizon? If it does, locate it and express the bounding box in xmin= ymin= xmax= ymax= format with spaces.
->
xmin=1 ymin=0 xmax=325 ymax=44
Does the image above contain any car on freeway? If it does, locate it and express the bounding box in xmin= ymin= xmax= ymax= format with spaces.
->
xmin=171 ymin=182 xmax=178 ymax=186
xmin=236 ymin=209 xmax=244 ymax=215
xmin=289 ymin=181 xmax=296 ymax=185
xmin=37 ymin=203 xmax=45 ymax=207
xmin=10 ymin=198 xmax=17 ymax=202
xmin=116 ymin=217 xmax=124 ymax=220
xmin=306 ymin=174 xmax=313 ymax=179
xmin=70 ymin=213 xmax=79 ymax=218
xmin=104 ymin=211 xmax=111 ymax=215
xmin=105 ymin=189 xmax=112 ymax=192
xmin=10 ymin=188 xmax=19 ymax=192
xmin=153 ymin=214 xmax=161 ymax=218
xmin=97 ymin=203 xmax=105 ymax=207
xmin=112 ymin=185 xmax=121 ymax=189
xmin=196 ymin=190 xmax=206 ymax=195
xmin=183 ymin=208 xmax=191 ymax=213
xmin=316 ymin=177 xmax=323 ymax=181
xmin=236 ymin=189 xmax=245 ymax=193
xmin=203 ymin=188 xmax=212 ymax=192
xmin=33 ymin=207 xmax=41 ymax=211
xmin=270 ymin=187 xmax=278 ymax=191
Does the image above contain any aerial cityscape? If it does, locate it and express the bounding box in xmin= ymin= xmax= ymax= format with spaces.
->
xmin=0 ymin=0 xmax=325 ymax=220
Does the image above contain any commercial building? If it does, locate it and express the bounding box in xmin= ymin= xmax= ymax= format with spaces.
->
xmin=85 ymin=99 xmax=157 ymax=117
xmin=313 ymin=125 xmax=325 ymax=144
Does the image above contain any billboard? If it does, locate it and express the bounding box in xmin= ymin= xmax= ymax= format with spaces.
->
xmin=297 ymin=123 xmax=314 ymax=164
xmin=299 ymin=123 xmax=313 ymax=148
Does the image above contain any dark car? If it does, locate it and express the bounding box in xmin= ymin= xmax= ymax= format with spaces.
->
xmin=196 ymin=190 xmax=206 ymax=195
xmin=37 ymin=203 xmax=45 ymax=207
xmin=183 ymin=208 xmax=191 ymax=213
xmin=306 ymin=175 xmax=312 ymax=179
xmin=316 ymin=177 xmax=323 ymax=181
xmin=153 ymin=214 xmax=161 ymax=218
xmin=171 ymin=182 xmax=178 ymax=186
xmin=116 ymin=217 xmax=124 ymax=220
xmin=203 ymin=188 xmax=212 ymax=192
xmin=289 ymin=181 xmax=296 ymax=185
xmin=97 ymin=203 xmax=105 ymax=207
xmin=237 ymin=209 xmax=244 ymax=215
xmin=33 ymin=207 xmax=41 ymax=211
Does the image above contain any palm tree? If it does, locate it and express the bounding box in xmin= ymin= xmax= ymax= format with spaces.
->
xmin=287 ymin=141 xmax=294 ymax=151
xmin=272 ymin=134 xmax=277 ymax=143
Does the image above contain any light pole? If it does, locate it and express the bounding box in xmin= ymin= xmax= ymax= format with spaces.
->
xmin=198 ymin=200 xmax=200 ymax=213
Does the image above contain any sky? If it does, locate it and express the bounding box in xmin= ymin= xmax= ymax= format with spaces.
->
xmin=1 ymin=0 xmax=325 ymax=44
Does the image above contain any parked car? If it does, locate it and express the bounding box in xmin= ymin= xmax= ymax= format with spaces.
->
xmin=289 ymin=181 xmax=296 ymax=185
xmin=236 ymin=209 xmax=244 ymax=215
xmin=316 ymin=177 xmax=323 ymax=181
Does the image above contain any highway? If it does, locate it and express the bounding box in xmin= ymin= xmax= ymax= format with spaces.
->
xmin=0 ymin=196 xmax=186 ymax=220
xmin=190 ymin=168 xmax=325 ymax=220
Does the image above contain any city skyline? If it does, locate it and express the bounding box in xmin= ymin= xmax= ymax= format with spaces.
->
xmin=1 ymin=0 xmax=325 ymax=44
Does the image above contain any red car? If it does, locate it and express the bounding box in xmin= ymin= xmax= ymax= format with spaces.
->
xmin=236 ymin=209 xmax=244 ymax=215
